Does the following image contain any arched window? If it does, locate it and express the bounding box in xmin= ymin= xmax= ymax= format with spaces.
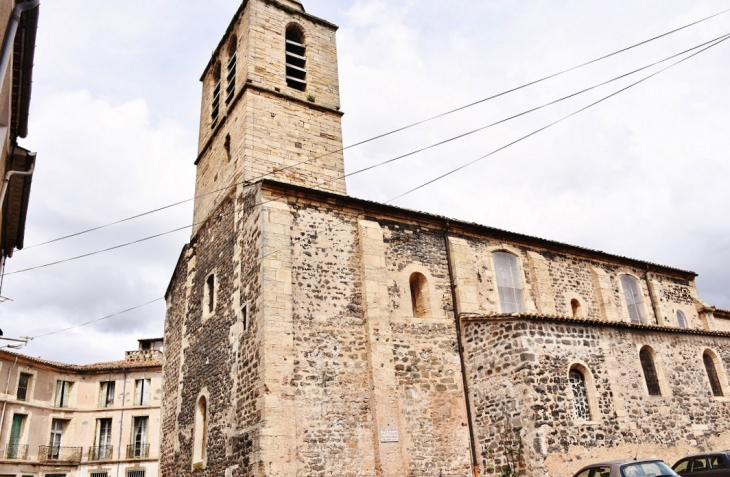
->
xmin=285 ymin=24 xmax=307 ymax=91
xmin=409 ymin=272 xmax=430 ymax=318
xmin=193 ymin=395 xmax=208 ymax=466
xmin=205 ymin=274 xmax=216 ymax=315
xmin=639 ymin=347 xmax=662 ymax=396
xmin=211 ymin=62 xmax=221 ymax=128
xmin=620 ymin=275 xmax=646 ymax=324
xmin=571 ymin=299 xmax=581 ymax=318
xmin=703 ymin=352 xmax=724 ymax=397
xmin=226 ymin=35 xmax=238 ymax=103
xmin=676 ymin=310 xmax=688 ymax=329
xmin=493 ymin=252 xmax=524 ymax=313
xmin=569 ymin=369 xmax=591 ymax=421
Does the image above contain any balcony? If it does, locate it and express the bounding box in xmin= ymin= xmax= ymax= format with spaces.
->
xmin=5 ymin=443 xmax=28 ymax=459
xmin=38 ymin=445 xmax=82 ymax=463
xmin=126 ymin=443 xmax=149 ymax=459
xmin=88 ymin=445 xmax=114 ymax=461
xmin=124 ymin=349 xmax=162 ymax=362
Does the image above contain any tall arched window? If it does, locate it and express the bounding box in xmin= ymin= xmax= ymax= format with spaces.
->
xmin=226 ymin=35 xmax=237 ymax=104
xmin=409 ymin=272 xmax=430 ymax=318
xmin=285 ymin=24 xmax=307 ymax=91
xmin=569 ymin=369 xmax=591 ymax=421
xmin=639 ymin=347 xmax=662 ymax=396
xmin=211 ymin=62 xmax=221 ymax=129
xmin=703 ymin=352 xmax=725 ymax=397
xmin=193 ymin=395 xmax=208 ymax=466
xmin=676 ymin=310 xmax=688 ymax=329
xmin=493 ymin=252 xmax=524 ymax=313
xmin=620 ymin=275 xmax=646 ymax=324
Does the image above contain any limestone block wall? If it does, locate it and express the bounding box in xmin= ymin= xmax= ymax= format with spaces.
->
xmin=463 ymin=317 xmax=730 ymax=477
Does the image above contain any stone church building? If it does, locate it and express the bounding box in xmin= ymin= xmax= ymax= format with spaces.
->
xmin=160 ymin=1 xmax=730 ymax=476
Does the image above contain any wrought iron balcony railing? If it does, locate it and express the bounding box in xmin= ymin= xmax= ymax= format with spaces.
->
xmin=126 ymin=443 xmax=150 ymax=459
xmin=5 ymin=443 xmax=28 ymax=459
xmin=88 ymin=445 xmax=114 ymax=461
xmin=38 ymin=445 xmax=82 ymax=463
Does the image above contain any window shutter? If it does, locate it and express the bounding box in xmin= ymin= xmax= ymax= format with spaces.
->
xmin=143 ymin=379 xmax=151 ymax=406
xmin=135 ymin=380 xmax=143 ymax=406
xmin=54 ymin=381 xmax=63 ymax=407
xmin=62 ymin=382 xmax=70 ymax=407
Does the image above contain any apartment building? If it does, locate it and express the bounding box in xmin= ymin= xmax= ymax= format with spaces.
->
xmin=0 ymin=339 xmax=162 ymax=477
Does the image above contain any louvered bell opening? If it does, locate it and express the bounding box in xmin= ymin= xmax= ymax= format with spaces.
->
xmin=285 ymin=32 xmax=307 ymax=91
xmin=212 ymin=80 xmax=221 ymax=128
xmin=226 ymin=52 xmax=237 ymax=104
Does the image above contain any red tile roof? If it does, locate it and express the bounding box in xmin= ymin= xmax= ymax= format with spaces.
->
xmin=0 ymin=350 xmax=161 ymax=373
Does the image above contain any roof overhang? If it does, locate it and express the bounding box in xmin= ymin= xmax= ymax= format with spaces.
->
xmin=1 ymin=145 xmax=35 ymax=255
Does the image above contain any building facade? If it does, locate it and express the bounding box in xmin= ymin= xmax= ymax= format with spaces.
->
xmin=0 ymin=339 xmax=163 ymax=477
xmin=0 ymin=0 xmax=39 ymax=276
xmin=160 ymin=2 xmax=730 ymax=477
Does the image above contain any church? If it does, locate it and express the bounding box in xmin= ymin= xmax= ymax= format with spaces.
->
xmin=159 ymin=1 xmax=730 ymax=476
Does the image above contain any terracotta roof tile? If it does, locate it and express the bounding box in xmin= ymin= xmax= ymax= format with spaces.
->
xmin=0 ymin=350 xmax=161 ymax=373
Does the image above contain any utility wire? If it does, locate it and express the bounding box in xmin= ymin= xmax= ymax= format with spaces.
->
xmin=6 ymin=33 xmax=728 ymax=276
xmin=26 ymin=243 xmax=295 ymax=340
xmin=19 ymin=7 xmax=730 ymax=251
xmin=29 ymin=297 xmax=164 ymax=339
xmin=384 ymin=34 xmax=730 ymax=204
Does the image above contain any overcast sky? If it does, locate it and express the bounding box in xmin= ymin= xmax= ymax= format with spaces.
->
xmin=2 ymin=0 xmax=728 ymax=364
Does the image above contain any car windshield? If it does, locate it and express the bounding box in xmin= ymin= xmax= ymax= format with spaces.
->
xmin=622 ymin=461 xmax=678 ymax=477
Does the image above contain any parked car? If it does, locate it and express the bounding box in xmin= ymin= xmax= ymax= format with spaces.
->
xmin=572 ymin=459 xmax=679 ymax=477
xmin=673 ymin=452 xmax=730 ymax=477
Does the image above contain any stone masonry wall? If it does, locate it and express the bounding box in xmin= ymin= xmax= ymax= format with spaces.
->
xmin=161 ymin=185 xmax=264 ymax=477
xmin=463 ymin=318 xmax=730 ymax=477
xmin=194 ymin=0 xmax=346 ymax=231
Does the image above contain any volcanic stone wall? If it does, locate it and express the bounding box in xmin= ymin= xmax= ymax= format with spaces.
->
xmin=463 ymin=317 xmax=730 ymax=477
xmin=161 ymin=186 xmax=264 ymax=477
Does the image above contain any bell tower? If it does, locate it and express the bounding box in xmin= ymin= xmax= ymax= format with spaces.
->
xmin=192 ymin=0 xmax=347 ymax=228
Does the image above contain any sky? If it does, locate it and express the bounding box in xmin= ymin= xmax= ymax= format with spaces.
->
xmin=1 ymin=0 xmax=728 ymax=364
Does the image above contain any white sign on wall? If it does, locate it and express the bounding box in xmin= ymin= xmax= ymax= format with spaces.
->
xmin=380 ymin=427 xmax=399 ymax=443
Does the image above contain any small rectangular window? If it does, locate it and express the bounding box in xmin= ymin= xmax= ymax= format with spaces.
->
xmin=127 ymin=470 xmax=146 ymax=477
xmin=17 ymin=373 xmax=31 ymax=401
xmin=134 ymin=379 xmax=151 ymax=406
xmin=99 ymin=381 xmax=116 ymax=408
xmin=91 ymin=473 xmax=110 ymax=477
xmin=54 ymin=381 xmax=72 ymax=408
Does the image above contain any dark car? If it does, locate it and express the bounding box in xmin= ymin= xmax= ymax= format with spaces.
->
xmin=572 ymin=459 xmax=679 ymax=477
xmin=673 ymin=452 xmax=730 ymax=477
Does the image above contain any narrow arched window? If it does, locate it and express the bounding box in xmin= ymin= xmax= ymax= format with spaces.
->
xmin=226 ymin=36 xmax=237 ymax=103
xmin=285 ymin=25 xmax=307 ymax=91
xmin=620 ymin=275 xmax=646 ymax=324
xmin=640 ymin=347 xmax=661 ymax=396
xmin=206 ymin=274 xmax=216 ymax=314
xmin=569 ymin=369 xmax=591 ymax=421
xmin=211 ymin=62 xmax=221 ymax=129
xmin=193 ymin=396 xmax=208 ymax=466
xmin=571 ymin=299 xmax=581 ymax=317
xmin=677 ymin=310 xmax=688 ymax=329
xmin=409 ymin=272 xmax=430 ymax=318
xmin=704 ymin=352 xmax=724 ymax=397
xmin=493 ymin=252 xmax=524 ymax=313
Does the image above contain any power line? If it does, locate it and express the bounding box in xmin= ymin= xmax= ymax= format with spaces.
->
xmin=384 ymin=34 xmax=730 ymax=204
xmin=29 ymin=298 xmax=164 ymax=339
xmin=26 ymin=243 xmax=295 ymax=340
xmin=7 ymin=32 xmax=728 ymax=276
xmin=19 ymin=7 xmax=730 ymax=251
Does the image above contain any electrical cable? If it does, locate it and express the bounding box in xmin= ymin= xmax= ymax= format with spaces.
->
xmin=6 ymin=32 xmax=728 ymax=276
xmin=25 ymin=241 xmax=296 ymax=340
xmin=19 ymin=7 xmax=730 ymax=251
xmin=384 ymin=34 xmax=730 ymax=204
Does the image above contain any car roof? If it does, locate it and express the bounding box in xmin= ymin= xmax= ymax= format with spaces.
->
xmin=675 ymin=452 xmax=730 ymax=460
xmin=592 ymin=459 xmax=665 ymax=466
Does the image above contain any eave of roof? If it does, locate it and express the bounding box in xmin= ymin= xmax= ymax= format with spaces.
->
xmin=259 ymin=179 xmax=698 ymax=279
xmin=0 ymin=350 xmax=162 ymax=373
xmin=462 ymin=313 xmax=730 ymax=338
xmin=11 ymin=0 xmax=38 ymax=140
